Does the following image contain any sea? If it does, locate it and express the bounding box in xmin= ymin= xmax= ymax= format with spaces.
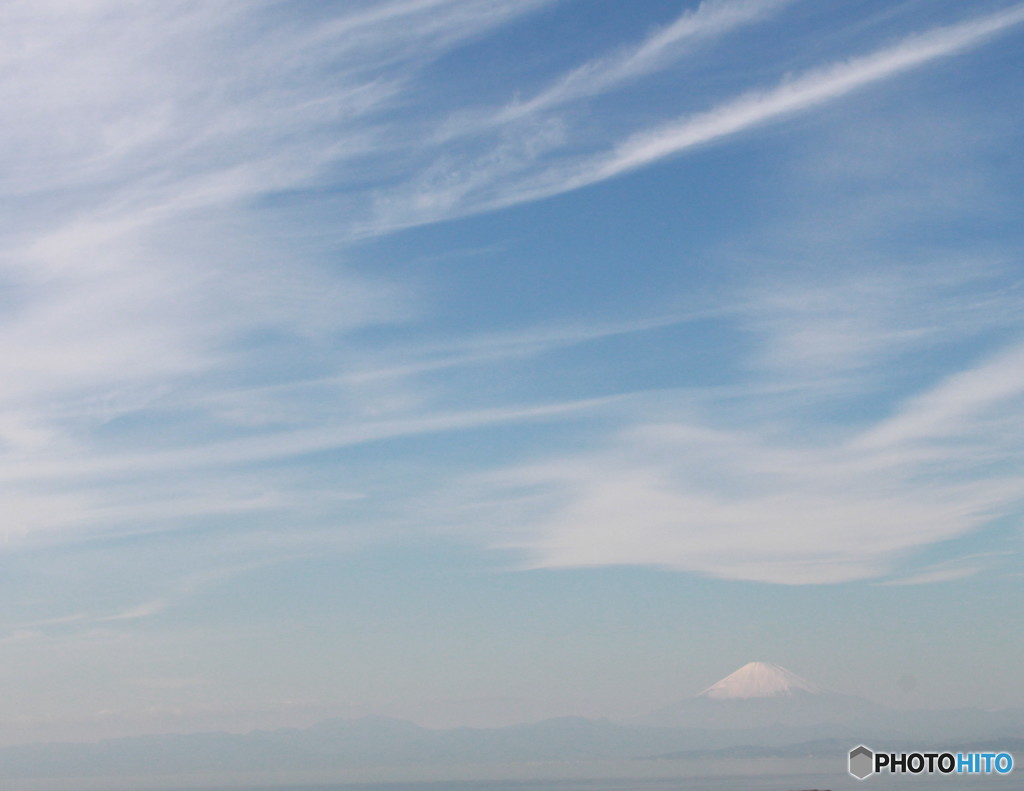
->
xmin=2 ymin=757 xmax=1017 ymax=791
xmin=191 ymin=778 xmax=1019 ymax=791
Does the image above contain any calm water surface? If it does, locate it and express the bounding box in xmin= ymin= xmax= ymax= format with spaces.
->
xmin=11 ymin=760 xmax=1017 ymax=791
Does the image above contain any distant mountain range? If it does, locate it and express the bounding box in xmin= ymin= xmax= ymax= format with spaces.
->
xmin=1 ymin=662 xmax=1021 ymax=782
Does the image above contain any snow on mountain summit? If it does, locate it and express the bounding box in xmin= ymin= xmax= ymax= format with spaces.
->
xmin=699 ymin=661 xmax=819 ymax=699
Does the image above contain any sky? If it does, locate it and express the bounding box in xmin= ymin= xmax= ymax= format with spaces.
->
xmin=0 ymin=0 xmax=1023 ymax=745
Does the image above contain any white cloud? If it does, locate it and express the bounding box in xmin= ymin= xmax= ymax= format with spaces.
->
xmin=449 ymin=265 xmax=1024 ymax=585
xmin=735 ymin=262 xmax=1023 ymax=385
xmin=409 ymin=3 xmax=1024 ymax=222
xmin=438 ymin=0 xmax=794 ymax=137
xmin=854 ymin=342 xmax=1024 ymax=451
xmin=583 ymin=4 xmax=1024 ymax=183
xmin=0 ymin=0 xmax=559 ymax=550
xmin=878 ymin=557 xmax=996 ymax=586
xmin=470 ymin=405 xmax=1018 ymax=584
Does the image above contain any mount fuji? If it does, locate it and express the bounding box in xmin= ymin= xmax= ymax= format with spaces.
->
xmin=639 ymin=661 xmax=881 ymax=730
xmin=698 ymin=661 xmax=819 ymax=699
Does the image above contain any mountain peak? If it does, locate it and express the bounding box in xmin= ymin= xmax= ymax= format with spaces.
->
xmin=699 ymin=661 xmax=819 ymax=700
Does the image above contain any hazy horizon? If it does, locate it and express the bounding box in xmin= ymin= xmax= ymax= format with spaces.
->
xmin=1 ymin=0 xmax=1022 ymax=760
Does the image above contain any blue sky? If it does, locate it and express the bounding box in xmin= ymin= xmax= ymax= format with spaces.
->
xmin=1 ymin=0 xmax=1023 ymax=743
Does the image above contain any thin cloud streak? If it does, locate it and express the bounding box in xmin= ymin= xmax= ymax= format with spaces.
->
xmin=852 ymin=341 xmax=1024 ymax=451
xmin=0 ymin=397 xmax=619 ymax=486
xmin=877 ymin=554 xmax=1005 ymax=586
xmin=442 ymin=0 xmax=794 ymax=137
xmin=589 ymin=5 xmax=1024 ymax=180
xmin=494 ymin=4 xmax=1024 ymax=209
xmin=358 ymin=4 xmax=1024 ymax=236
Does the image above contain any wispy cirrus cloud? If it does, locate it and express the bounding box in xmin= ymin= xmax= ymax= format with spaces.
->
xmin=444 ymin=263 xmax=1024 ymax=585
xmin=467 ymin=376 xmax=1021 ymax=585
xmin=366 ymin=3 xmax=1024 ymax=231
xmin=438 ymin=0 xmax=794 ymax=137
xmin=0 ymin=0 xmax=560 ymax=548
xmin=879 ymin=552 xmax=1012 ymax=586
xmin=853 ymin=341 xmax=1024 ymax=452
xmin=736 ymin=262 xmax=1024 ymax=383
xmin=579 ymin=4 xmax=1024 ymax=184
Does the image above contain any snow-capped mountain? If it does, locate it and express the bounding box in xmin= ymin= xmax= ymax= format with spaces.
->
xmin=639 ymin=661 xmax=880 ymax=729
xmin=698 ymin=661 xmax=819 ymax=699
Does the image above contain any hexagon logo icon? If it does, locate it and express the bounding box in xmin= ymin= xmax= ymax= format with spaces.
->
xmin=849 ymin=745 xmax=875 ymax=780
